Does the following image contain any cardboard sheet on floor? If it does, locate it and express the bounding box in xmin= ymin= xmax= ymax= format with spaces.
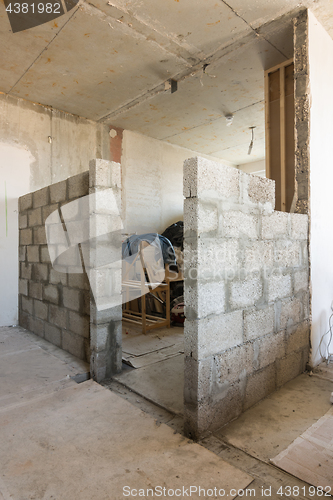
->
xmin=122 ymin=331 xmax=183 ymax=356
xmin=271 ymin=407 xmax=333 ymax=489
xmin=124 ymin=342 xmax=184 ymax=368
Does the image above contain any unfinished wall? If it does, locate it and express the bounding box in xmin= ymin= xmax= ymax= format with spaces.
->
xmin=184 ymin=157 xmax=309 ymax=439
xmin=18 ymin=172 xmax=90 ymax=361
xmin=0 ymin=93 xmax=110 ymax=326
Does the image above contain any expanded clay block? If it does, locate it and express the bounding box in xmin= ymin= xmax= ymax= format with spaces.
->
xmin=245 ymin=174 xmax=275 ymax=207
xmin=49 ymin=305 xmax=67 ymax=329
xmin=90 ymin=323 xmax=109 ymax=353
xmin=213 ymin=343 xmax=254 ymax=385
xmin=62 ymin=329 xmax=85 ymax=360
xmin=50 ymin=180 xmax=67 ymax=204
xmin=29 ymin=282 xmax=43 ymax=300
xmin=261 ymin=211 xmax=289 ymax=240
xmin=62 ymin=287 xmax=81 ymax=312
xmin=268 ymin=273 xmax=292 ymax=302
xmin=19 ymin=193 xmax=33 ymax=212
xmin=28 ymin=208 xmax=42 ymax=227
xmin=33 ymin=187 xmax=49 ymax=208
xmin=244 ymin=363 xmax=276 ymax=410
xmin=197 ymin=310 xmax=243 ymax=358
xmin=294 ymin=269 xmax=309 ymax=293
xmin=184 ymin=356 xmax=212 ymax=403
xmin=286 ymin=320 xmax=310 ymax=355
xmin=244 ymin=305 xmax=275 ymax=341
xmin=279 ymin=297 xmax=302 ymax=329
xmin=19 ymin=279 xmax=28 ymax=296
xmin=28 ymin=316 xmax=45 ymax=338
xmin=44 ymin=323 xmax=62 ymax=347
xmin=34 ymin=299 xmax=48 ymax=321
xmin=276 ymin=351 xmax=303 ymax=388
xmin=184 ymin=198 xmax=218 ymax=234
xmin=274 ymin=240 xmax=302 ymax=268
xmin=68 ymin=171 xmax=89 ymax=200
xmin=230 ymin=274 xmax=263 ymax=309
xmin=184 ymin=157 xmax=240 ymax=200
xmin=290 ymin=213 xmax=308 ymax=239
xmin=43 ymin=284 xmax=59 ymax=305
xmin=255 ymin=331 xmax=286 ymax=370
xmin=221 ymin=210 xmax=258 ymax=239
xmin=244 ymin=240 xmax=274 ymax=272
xmin=27 ymin=245 xmax=39 ymax=263
xmin=20 ymin=228 xmax=32 ymax=246
xmin=68 ymin=311 xmax=90 ymax=338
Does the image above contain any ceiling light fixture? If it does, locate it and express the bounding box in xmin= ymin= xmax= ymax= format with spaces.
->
xmin=248 ymin=126 xmax=256 ymax=155
xmin=225 ymin=113 xmax=234 ymax=127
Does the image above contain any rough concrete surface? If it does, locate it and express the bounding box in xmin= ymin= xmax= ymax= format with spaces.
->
xmin=0 ymin=326 xmax=253 ymax=500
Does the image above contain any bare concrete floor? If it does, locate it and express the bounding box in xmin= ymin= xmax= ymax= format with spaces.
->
xmin=0 ymin=326 xmax=252 ymax=500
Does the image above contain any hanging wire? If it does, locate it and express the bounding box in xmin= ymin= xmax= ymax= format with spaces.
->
xmin=318 ymin=300 xmax=333 ymax=364
xmin=248 ymin=127 xmax=255 ymax=155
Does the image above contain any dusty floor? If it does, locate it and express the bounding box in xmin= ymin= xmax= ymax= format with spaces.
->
xmin=107 ymin=325 xmax=333 ymax=499
xmin=0 ymin=326 xmax=253 ymax=500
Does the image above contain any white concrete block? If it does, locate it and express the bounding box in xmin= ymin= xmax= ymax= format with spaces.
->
xmin=261 ymin=212 xmax=289 ymax=239
xmin=244 ymin=240 xmax=274 ymax=272
xmin=274 ymin=240 xmax=302 ymax=267
xmin=294 ymin=270 xmax=309 ymax=293
xmin=197 ymin=310 xmax=243 ymax=358
xmin=244 ymin=305 xmax=275 ymax=341
xmin=222 ymin=210 xmax=258 ymax=239
xmin=268 ymin=273 xmax=292 ymax=302
xmin=230 ymin=275 xmax=263 ymax=309
xmin=290 ymin=213 xmax=308 ymax=239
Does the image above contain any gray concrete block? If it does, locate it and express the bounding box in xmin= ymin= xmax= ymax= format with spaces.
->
xmin=43 ymin=284 xmax=59 ymax=304
xmin=276 ymin=351 xmax=303 ymax=388
xmin=19 ymin=214 xmax=27 ymax=229
xmin=49 ymin=268 xmax=67 ymax=286
xmin=20 ymin=263 xmax=32 ymax=280
xmin=42 ymin=203 xmax=59 ymax=224
xmin=28 ymin=316 xmax=45 ymax=338
xmin=29 ymin=282 xmax=43 ymax=300
xmin=196 ymin=238 xmax=240 ymax=280
xmin=261 ymin=212 xmax=289 ymax=240
xmin=246 ymin=174 xmax=275 ymax=207
xmin=19 ymin=246 xmax=26 ymax=262
xmin=19 ymin=193 xmax=32 ymax=212
xmin=90 ymin=323 xmax=109 ymax=352
xmin=244 ymin=240 xmax=274 ymax=272
xmin=90 ymin=350 xmax=108 ymax=382
xmin=294 ymin=269 xmax=309 ymax=293
xmin=19 ymin=310 xmax=29 ymax=330
xmin=230 ymin=274 xmax=263 ymax=309
xmin=196 ymin=310 xmax=244 ymax=358
xmin=186 ymin=281 xmax=226 ymax=320
xmin=62 ymin=329 xmax=85 ymax=360
xmin=290 ymin=213 xmax=308 ymax=239
xmin=32 ymin=263 xmax=48 ymax=282
xmin=21 ymin=295 xmax=33 ymax=315
xmin=184 ymin=356 xmax=212 ymax=404
xmin=33 ymin=186 xmax=49 ymax=208
xmin=286 ymin=320 xmax=310 ymax=355
xmin=44 ymin=323 xmax=62 ymax=347
xmin=89 ymin=159 xmax=112 ymax=188
xmin=244 ymin=363 xmax=276 ymax=410
xmin=213 ymin=343 xmax=253 ymax=386
xmin=20 ymin=228 xmax=33 ymax=246
xmin=50 ymin=180 xmax=67 ymax=204
xmin=83 ymin=290 xmax=91 ymax=316
xmin=27 ymin=246 xmax=39 ymax=263
xmin=68 ymin=273 xmax=90 ymax=291
xmin=33 ymin=226 xmax=47 ymax=245
xmin=268 ymin=273 xmax=292 ymax=302
xmin=221 ymin=210 xmax=258 ymax=239
xmin=280 ymin=297 xmax=302 ymax=329
xmin=68 ymin=171 xmax=89 ymax=200
xmin=40 ymin=245 xmax=51 ymax=263
xmin=63 ymin=288 xmax=81 ymax=312
xmin=19 ymin=279 xmax=28 ymax=296
xmin=184 ymin=197 xmax=218 ymax=234
xmin=49 ymin=304 xmax=67 ymax=329
xmin=34 ymin=299 xmax=48 ymax=321
xmin=68 ymin=311 xmax=89 ymax=338
xmin=255 ymin=331 xmax=285 ymax=369
xmin=28 ymin=208 xmax=42 ymax=227
xmin=184 ymin=156 xmax=240 ymax=200
xmin=274 ymin=240 xmax=302 ymax=267
xmin=244 ymin=305 xmax=275 ymax=341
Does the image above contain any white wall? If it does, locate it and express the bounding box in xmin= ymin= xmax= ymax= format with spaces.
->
xmin=308 ymin=11 xmax=333 ymax=366
xmin=238 ymin=159 xmax=266 ymax=178
xmin=0 ymin=93 xmax=110 ymax=326
xmin=0 ymin=144 xmax=32 ymax=325
xmin=121 ymin=130 xmax=235 ymax=235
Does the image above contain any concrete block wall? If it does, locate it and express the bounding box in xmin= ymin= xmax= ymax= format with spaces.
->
xmin=183 ymin=157 xmax=310 ymax=439
xmin=19 ymin=172 xmax=90 ymax=361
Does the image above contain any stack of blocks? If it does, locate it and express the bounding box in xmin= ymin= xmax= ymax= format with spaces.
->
xmin=183 ymin=156 xmax=310 ymax=439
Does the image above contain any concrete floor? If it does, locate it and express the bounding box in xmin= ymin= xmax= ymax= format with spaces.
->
xmin=0 ymin=326 xmax=253 ymax=500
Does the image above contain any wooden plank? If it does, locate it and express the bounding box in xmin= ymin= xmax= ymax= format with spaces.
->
xmin=280 ymin=65 xmax=286 ymax=211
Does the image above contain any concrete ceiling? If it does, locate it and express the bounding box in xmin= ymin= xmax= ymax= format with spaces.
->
xmin=1 ymin=0 xmax=333 ymax=165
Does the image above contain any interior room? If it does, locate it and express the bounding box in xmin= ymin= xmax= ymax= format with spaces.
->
xmin=1 ymin=0 xmax=333 ymax=497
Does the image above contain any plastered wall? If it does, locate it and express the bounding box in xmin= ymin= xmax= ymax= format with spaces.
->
xmin=0 ymin=93 xmax=110 ymax=326
xmin=183 ymin=157 xmax=310 ymax=439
